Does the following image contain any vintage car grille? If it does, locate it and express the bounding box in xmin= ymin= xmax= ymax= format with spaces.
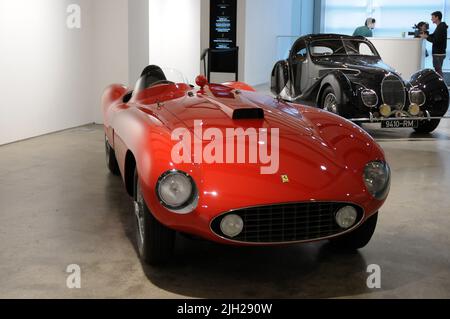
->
xmin=211 ymin=202 xmax=364 ymax=244
xmin=381 ymin=74 xmax=406 ymax=110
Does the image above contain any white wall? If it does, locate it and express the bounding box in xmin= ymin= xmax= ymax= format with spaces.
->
xmin=244 ymin=0 xmax=294 ymax=86
xmin=92 ymin=0 xmax=129 ymax=124
xmin=0 ymin=0 xmax=129 ymax=144
xmin=129 ymin=0 xmax=149 ymax=86
xmin=0 ymin=0 xmax=94 ymax=145
xmin=149 ymin=0 xmax=201 ymax=84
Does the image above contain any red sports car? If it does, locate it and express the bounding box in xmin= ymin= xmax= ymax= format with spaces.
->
xmin=102 ymin=65 xmax=390 ymax=265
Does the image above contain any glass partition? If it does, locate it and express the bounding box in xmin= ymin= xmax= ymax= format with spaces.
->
xmin=323 ymin=0 xmax=444 ymax=38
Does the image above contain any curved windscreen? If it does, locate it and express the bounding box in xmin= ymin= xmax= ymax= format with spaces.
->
xmin=309 ymin=39 xmax=379 ymax=57
xmin=132 ymin=67 xmax=189 ymax=98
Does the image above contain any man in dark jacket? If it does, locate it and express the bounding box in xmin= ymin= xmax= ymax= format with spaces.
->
xmin=422 ymin=11 xmax=448 ymax=77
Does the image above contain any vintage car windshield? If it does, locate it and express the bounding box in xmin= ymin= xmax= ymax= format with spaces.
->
xmin=133 ymin=67 xmax=189 ymax=97
xmin=309 ymin=39 xmax=378 ymax=57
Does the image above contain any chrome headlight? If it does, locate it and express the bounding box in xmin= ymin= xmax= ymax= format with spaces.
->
xmin=363 ymin=161 xmax=391 ymax=201
xmin=156 ymin=170 xmax=198 ymax=214
xmin=220 ymin=214 xmax=244 ymax=238
xmin=335 ymin=206 xmax=358 ymax=229
xmin=361 ymin=89 xmax=378 ymax=108
xmin=409 ymin=88 xmax=426 ymax=106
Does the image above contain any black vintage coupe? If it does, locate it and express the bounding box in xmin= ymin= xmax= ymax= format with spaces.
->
xmin=271 ymin=34 xmax=449 ymax=133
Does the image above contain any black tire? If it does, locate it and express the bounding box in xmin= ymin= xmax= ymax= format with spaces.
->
xmin=134 ymin=170 xmax=175 ymax=265
xmin=105 ymin=135 xmax=120 ymax=176
xmin=414 ymin=119 xmax=441 ymax=134
xmin=321 ymin=86 xmax=343 ymax=116
xmin=329 ymin=212 xmax=378 ymax=251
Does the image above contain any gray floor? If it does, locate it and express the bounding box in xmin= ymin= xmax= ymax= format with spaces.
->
xmin=1 ymin=113 xmax=450 ymax=299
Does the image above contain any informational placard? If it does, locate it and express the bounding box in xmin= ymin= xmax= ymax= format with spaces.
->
xmin=210 ymin=0 xmax=237 ymax=50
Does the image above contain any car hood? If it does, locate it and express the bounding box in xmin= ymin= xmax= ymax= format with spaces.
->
xmin=155 ymin=89 xmax=382 ymax=213
xmin=163 ymin=89 xmax=314 ymax=138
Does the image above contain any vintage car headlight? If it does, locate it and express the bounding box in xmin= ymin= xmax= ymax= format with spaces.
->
xmin=157 ymin=170 xmax=198 ymax=213
xmin=361 ymin=89 xmax=378 ymax=108
xmin=408 ymin=103 xmax=421 ymax=116
xmin=335 ymin=206 xmax=358 ymax=229
xmin=409 ymin=88 xmax=426 ymax=106
xmin=363 ymin=161 xmax=391 ymax=201
xmin=220 ymin=214 xmax=244 ymax=238
xmin=379 ymin=104 xmax=392 ymax=117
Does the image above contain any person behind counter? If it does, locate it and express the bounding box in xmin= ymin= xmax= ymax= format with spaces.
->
xmin=421 ymin=11 xmax=448 ymax=77
xmin=353 ymin=18 xmax=376 ymax=38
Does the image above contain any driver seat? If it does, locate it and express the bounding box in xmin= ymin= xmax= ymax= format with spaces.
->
xmin=140 ymin=65 xmax=167 ymax=89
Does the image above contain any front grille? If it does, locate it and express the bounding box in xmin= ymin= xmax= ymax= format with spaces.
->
xmin=211 ymin=202 xmax=363 ymax=244
xmin=381 ymin=74 xmax=406 ymax=110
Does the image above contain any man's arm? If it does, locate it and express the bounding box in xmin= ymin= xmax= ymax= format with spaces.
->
xmin=425 ymin=31 xmax=435 ymax=42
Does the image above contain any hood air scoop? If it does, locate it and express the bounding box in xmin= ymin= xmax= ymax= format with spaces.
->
xmin=232 ymin=108 xmax=265 ymax=120
xmin=203 ymin=96 xmax=265 ymax=120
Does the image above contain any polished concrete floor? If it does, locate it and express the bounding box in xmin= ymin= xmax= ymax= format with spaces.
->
xmin=1 ymin=115 xmax=450 ymax=298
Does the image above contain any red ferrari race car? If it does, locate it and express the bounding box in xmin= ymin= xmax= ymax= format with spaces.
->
xmin=102 ymin=65 xmax=390 ymax=265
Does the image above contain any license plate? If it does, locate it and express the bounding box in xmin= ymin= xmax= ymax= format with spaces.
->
xmin=381 ymin=119 xmax=419 ymax=129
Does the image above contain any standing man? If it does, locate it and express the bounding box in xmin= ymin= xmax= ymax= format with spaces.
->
xmin=422 ymin=11 xmax=448 ymax=77
xmin=353 ymin=18 xmax=376 ymax=38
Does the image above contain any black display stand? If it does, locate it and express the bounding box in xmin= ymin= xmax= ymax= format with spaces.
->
xmin=202 ymin=47 xmax=239 ymax=82
xmin=203 ymin=0 xmax=239 ymax=82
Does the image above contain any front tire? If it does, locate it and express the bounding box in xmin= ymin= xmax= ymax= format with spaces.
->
xmin=134 ymin=170 xmax=175 ymax=265
xmin=329 ymin=212 xmax=378 ymax=250
xmin=414 ymin=119 xmax=441 ymax=134
xmin=105 ymin=135 xmax=120 ymax=176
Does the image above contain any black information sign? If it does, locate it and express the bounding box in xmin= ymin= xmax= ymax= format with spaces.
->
xmin=210 ymin=0 xmax=237 ymax=50
xmin=208 ymin=0 xmax=238 ymax=78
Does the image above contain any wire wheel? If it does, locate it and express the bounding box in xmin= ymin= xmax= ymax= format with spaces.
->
xmin=324 ymin=92 xmax=339 ymax=114
xmin=134 ymin=181 xmax=145 ymax=250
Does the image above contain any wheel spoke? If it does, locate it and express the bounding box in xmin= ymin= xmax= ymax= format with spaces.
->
xmin=135 ymin=183 xmax=145 ymax=246
xmin=324 ymin=93 xmax=338 ymax=114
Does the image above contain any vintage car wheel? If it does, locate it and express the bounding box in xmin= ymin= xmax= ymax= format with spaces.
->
xmin=414 ymin=119 xmax=441 ymax=134
xmin=105 ymin=135 xmax=120 ymax=176
xmin=321 ymin=87 xmax=343 ymax=116
xmin=134 ymin=171 xmax=175 ymax=265
xmin=329 ymin=212 xmax=378 ymax=250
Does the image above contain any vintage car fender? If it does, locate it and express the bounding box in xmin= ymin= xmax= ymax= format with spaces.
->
xmin=409 ymin=69 xmax=449 ymax=117
xmin=270 ymin=60 xmax=289 ymax=95
xmin=316 ymin=71 xmax=354 ymax=110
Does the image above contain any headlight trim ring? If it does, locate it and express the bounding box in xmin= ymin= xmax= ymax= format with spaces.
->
xmin=156 ymin=169 xmax=199 ymax=214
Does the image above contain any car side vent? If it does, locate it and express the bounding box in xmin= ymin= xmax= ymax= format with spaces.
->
xmin=232 ymin=108 xmax=265 ymax=120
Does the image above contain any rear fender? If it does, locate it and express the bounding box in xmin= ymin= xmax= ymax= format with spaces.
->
xmin=101 ymin=84 xmax=128 ymax=138
xmin=102 ymin=84 xmax=128 ymax=119
xmin=271 ymin=60 xmax=289 ymax=96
